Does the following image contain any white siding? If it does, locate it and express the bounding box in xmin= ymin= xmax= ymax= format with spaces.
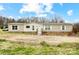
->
xmin=8 ymin=23 xmax=73 ymax=32
xmin=43 ymin=24 xmax=73 ymax=32
xmin=23 ymin=23 xmax=43 ymax=32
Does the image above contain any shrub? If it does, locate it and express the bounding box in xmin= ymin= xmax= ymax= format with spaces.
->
xmin=39 ymin=47 xmax=58 ymax=55
xmin=40 ymin=41 xmax=50 ymax=47
xmin=57 ymin=43 xmax=79 ymax=49
xmin=24 ymin=47 xmax=36 ymax=55
xmin=75 ymin=43 xmax=79 ymax=49
xmin=76 ymin=32 xmax=79 ymax=36
xmin=0 ymin=39 xmax=7 ymax=42
xmin=0 ymin=49 xmax=12 ymax=55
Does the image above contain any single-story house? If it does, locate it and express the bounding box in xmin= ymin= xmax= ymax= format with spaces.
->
xmin=8 ymin=22 xmax=73 ymax=35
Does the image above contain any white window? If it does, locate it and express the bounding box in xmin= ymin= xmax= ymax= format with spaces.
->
xmin=45 ymin=26 xmax=50 ymax=30
xmin=62 ymin=25 xmax=65 ymax=30
xmin=12 ymin=25 xmax=17 ymax=30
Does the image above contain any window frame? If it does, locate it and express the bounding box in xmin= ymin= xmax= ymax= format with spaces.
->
xmin=12 ymin=25 xmax=18 ymax=30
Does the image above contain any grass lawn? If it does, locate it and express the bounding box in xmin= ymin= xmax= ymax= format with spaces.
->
xmin=0 ymin=39 xmax=79 ymax=55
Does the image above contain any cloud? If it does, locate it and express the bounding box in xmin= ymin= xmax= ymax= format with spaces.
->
xmin=65 ymin=20 xmax=72 ymax=23
xmin=20 ymin=3 xmax=41 ymax=14
xmin=0 ymin=5 xmax=5 ymax=11
xmin=36 ymin=14 xmax=47 ymax=17
xmin=19 ymin=3 xmax=53 ymax=17
xmin=67 ymin=10 xmax=73 ymax=16
xmin=43 ymin=3 xmax=53 ymax=12
xmin=17 ymin=16 xmax=22 ymax=19
xmin=8 ymin=16 xmax=14 ymax=19
xmin=71 ymin=19 xmax=79 ymax=23
xmin=59 ymin=3 xmax=63 ymax=6
xmin=65 ymin=19 xmax=79 ymax=23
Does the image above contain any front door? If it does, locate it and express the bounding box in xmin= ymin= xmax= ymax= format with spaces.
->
xmin=37 ymin=27 xmax=42 ymax=35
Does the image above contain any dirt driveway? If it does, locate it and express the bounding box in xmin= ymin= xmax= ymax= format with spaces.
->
xmin=0 ymin=33 xmax=79 ymax=45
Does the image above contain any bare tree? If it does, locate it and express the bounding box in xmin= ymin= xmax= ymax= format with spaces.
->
xmin=51 ymin=14 xmax=64 ymax=23
xmin=73 ymin=23 xmax=79 ymax=33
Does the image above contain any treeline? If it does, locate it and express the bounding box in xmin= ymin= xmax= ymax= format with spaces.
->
xmin=73 ymin=23 xmax=79 ymax=34
xmin=0 ymin=16 xmax=15 ymax=29
xmin=0 ymin=16 xmax=64 ymax=28
xmin=0 ymin=16 xmax=79 ymax=34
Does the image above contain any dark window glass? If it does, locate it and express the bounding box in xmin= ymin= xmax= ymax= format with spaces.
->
xmin=26 ymin=26 xmax=30 ymax=28
xmin=62 ymin=25 xmax=65 ymax=30
xmin=32 ymin=26 xmax=34 ymax=30
xmin=45 ymin=26 xmax=50 ymax=30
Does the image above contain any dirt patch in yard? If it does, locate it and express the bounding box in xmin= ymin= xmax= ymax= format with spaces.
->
xmin=0 ymin=33 xmax=79 ymax=45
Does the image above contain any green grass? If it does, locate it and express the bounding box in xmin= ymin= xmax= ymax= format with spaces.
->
xmin=0 ymin=39 xmax=79 ymax=55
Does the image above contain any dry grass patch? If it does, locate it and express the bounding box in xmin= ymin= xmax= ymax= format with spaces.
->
xmin=0 ymin=39 xmax=79 ymax=55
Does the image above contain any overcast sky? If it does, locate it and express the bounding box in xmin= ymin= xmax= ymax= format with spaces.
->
xmin=0 ymin=3 xmax=79 ymax=23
